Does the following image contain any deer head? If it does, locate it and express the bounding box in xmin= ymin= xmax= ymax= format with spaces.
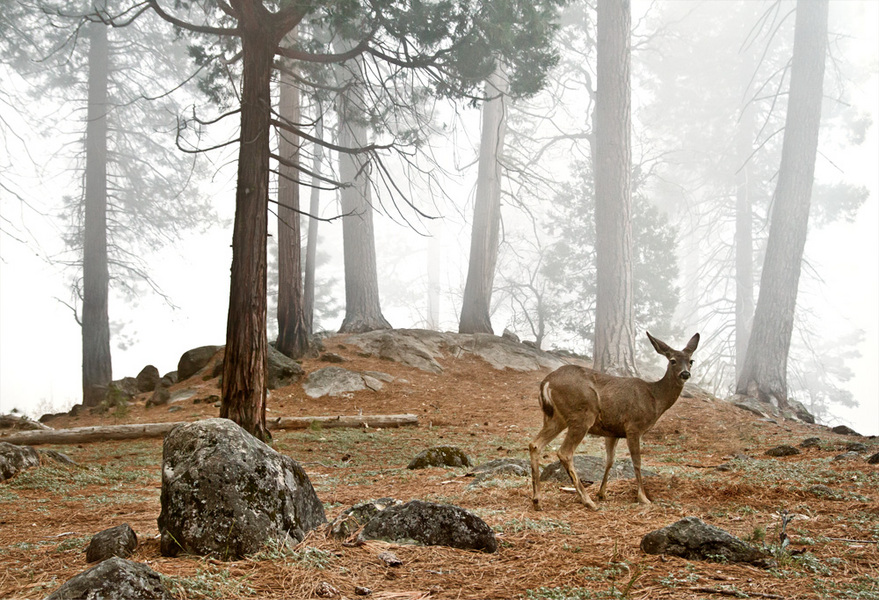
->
xmin=646 ymin=331 xmax=700 ymax=381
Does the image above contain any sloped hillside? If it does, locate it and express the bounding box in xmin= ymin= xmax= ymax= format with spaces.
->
xmin=1 ymin=331 xmax=876 ymax=599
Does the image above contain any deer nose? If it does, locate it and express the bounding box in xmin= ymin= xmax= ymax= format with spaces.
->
xmin=680 ymin=371 xmax=690 ymax=380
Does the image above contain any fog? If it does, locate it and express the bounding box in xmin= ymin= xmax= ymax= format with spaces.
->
xmin=1 ymin=0 xmax=877 ymax=435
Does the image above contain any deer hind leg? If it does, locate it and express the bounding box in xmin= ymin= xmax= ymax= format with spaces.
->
xmin=597 ymin=436 xmax=619 ymax=500
xmin=626 ymin=434 xmax=651 ymax=504
xmin=557 ymin=423 xmax=598 ymax=510
xmin=529 ymin=416 xmax=565 ymax=511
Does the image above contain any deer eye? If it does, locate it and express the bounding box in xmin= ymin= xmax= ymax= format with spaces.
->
xmin=669 ymin=358 xmax=677 ymax=365
xmin=689 ymin=360 xmax=695 ymax=366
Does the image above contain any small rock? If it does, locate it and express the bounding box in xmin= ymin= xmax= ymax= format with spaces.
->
xmin=377 ymin=551 xmax=403 ymax=567
xmin=315 ymin=581 xmax=341 ymax=598
xmin=355 ymin=586 xmax=373 ymax=596
xmin=832 ymin=451 xmax=862 ymax=462
xmin=800 ymin=437 xmax=821 ymax=448
xmin=362 ymin=375 xmax=384 ymax=392
xmin=44 ymin=557 xmax=172 ymax=600
xmin=868 ymin=452 xmax=879 ymax=465
xmin=765 ymin=445 xmax=800 ymax=457
xmin=328 ymin=498 xmax=401 ymax=540
xmin=39 ymin=449 xmax=77 ymax=466
xmin=146 ymin=387 xmax=171 ymax=408
xmin=502 ymin=328 xmax=520 ymax=343
xmin=831 ymin=425 xmax=861 ymax=436
xmin=407 ymin=446 xmax=473 ymax=469
xmin=167 ymin=406 xmax=182 ymax=413
xmin=845 ymin=441 xmax=868 ymax=453
xmin=320 ymin=352 xmax=346 ymax=363
xmin=640 ymin=516 xmax=773 ymax=567
xmin=86 ymin=524 xmax=138 ymax=563
xmin=714 ymin=463 xmax=734 ymax=472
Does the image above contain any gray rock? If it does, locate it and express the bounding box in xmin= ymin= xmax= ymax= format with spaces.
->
xmin=765 ymin=445 xmax=800 ymax=457
xmin=111 ymin=377 xmax=140 ymax=397
xmin=328 ymin=498 xmax=402 ymax=540
xmin=845 ymin=441 xmax=868 ymax=453
xmin=407 ymin=446 xmax=473 ymax=469
xmin=868 ymin=452 xmax=879 ymax=465
xmin=831 ymin=425 xmax=861 ymax=436
xmin=161 ymin=371 xmax=178 ymax=386
xmin=304 ymin=366 xmax=367 ymax=398
xmin=468 ymin=458 xmax=530 ymax=485
xmin=87 ymin=523 xmax=138 ymax=563
xmin=832 ymin=451 xmax=862 ymax=462
xmin=800 ymin=437 xmax=822 ymax=448
xmin=319 ymin=352 xmax=346 ymax=363
xmin=361 ymin=375 xmax=384 ymax=392
xmin=502 ymin=328 xmax=520 ymax=343
xmin=177 ymin=345 xmax=222 ymax=381
xmin=146 ymin=386 xmax=171 ymax=407
xmin=363 ymin=371 xmax=394 ymax=383
xmin=807 ymin=484 xmax=845 ymax=500
xmin=158 ymin=418 xmax=326 ymax=559
xmin=0 ymin=442 xmax=40 ymax=482
xmin=136 ymin=365 xmax=162 ymax=393
xmin=786 ymin=398 xmax=816 ymax=424
xmin=374 ymin=331 xmax=444 ymax=373
xmin=539 ymin=455 xmax=655 ymax=484
xmin=39 ymin=449 xmax=76 ymax=466
xmin=44 ymin=557 xmax=172 ymax=600
xmin=640 ymin=516 xmax=773 ymax=567
xmin=358 ymin=500 xmax=497 ymax=552
xmin=267 ymin=345 xmax=305 ymax=389
xmin=733 ymin=397 xmax=770 ymax=418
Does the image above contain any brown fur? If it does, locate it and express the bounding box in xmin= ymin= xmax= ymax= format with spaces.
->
xmin=529 ymin=332 xmax=699 ymax=510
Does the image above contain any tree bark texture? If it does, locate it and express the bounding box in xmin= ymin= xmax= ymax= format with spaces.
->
xmin=275 ymin=38 xmax=310 ymax=359
xmin=81 ymin=22 xmax=112 ymax=407
xmin=337 ymin=68 xmax=391 ymax=334
xmin=221 ymin=16 xmax=277 ymax=442
xmin=592 ymin=0 xmax=636 ymax=375
xmin=303 ymin=115 xmax=324 ymax=335
xmin=736 ymin=0 xmax=828 ymax=408
xmin=459 ymin=68 xmax=509 ymax=334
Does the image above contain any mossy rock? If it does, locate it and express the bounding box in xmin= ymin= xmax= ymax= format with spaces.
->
xmin=407 ymin=446 xmax=472 ymax=469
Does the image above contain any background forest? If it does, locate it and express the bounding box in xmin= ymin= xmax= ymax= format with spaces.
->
xmin=0 ymin=0 xmax=877 ymax=434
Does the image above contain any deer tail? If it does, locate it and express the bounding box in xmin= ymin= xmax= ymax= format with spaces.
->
xmin=539 ymin=380 xmax=554 ymax=419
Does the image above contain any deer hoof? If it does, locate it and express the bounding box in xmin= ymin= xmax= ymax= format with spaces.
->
xmin=532 ymin=499 xmax=542 ymax=511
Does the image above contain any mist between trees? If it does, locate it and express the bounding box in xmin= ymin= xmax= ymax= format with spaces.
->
xmin=1 ymin=0 xmax=876 ymax=437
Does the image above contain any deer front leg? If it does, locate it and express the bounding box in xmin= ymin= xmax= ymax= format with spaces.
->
xmin=597 ymin=436 xmax=619 ymax=500
xmin=626 ymin=434 xmax=651 ymax=504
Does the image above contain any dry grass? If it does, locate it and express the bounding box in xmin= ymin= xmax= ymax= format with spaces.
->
xmin=1 ymin=335 xmax=878 ymax=599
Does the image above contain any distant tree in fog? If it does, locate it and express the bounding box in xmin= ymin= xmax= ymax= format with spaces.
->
xmin=736 ymin=0 xmax=829 ymax=410
xmin=2 ymin=2 xmax=211 ymax=407
xmin=592 ymin=0 xmax=636 ymax=375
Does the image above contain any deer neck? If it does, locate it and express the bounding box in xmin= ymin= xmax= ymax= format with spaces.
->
xmin=649 ymin=369 xmax=685 ymax=413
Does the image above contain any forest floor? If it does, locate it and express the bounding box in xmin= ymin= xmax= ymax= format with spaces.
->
xmin=1 ymin=334 xmax=878 ymax=599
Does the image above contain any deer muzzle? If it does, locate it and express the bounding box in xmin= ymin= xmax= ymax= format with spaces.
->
xmin=680 ymin=371 xmax=690 ymax=380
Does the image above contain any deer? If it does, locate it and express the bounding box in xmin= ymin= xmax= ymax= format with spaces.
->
xmin=529 ymin=332 xmax=699 ymax=511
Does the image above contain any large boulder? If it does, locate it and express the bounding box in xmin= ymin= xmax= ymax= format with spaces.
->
xmin=44 ymin=557 xmax=172 ymax=600
xmin=136 ymin=365 xmax=162 ymax=393
xmin=177 ymin=345 xmax=222 ymax=381
xmin=267 ymin=345 xmax=305 ymax=389
xmin=302 ymin=367 xmax=378 ymax=398
xmin=0 ymin=442 xmax=40 ymax=482
xmin=641 ymin=517 xmax=773 ymax=567
xmin=158 ymin=418 xmax=326 ymax=559
xmin=358 ymin=500 xmax=498 ymax=552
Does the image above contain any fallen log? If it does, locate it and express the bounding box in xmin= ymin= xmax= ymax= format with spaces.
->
xmin=0 ymin=414 xmax=419 ymax=446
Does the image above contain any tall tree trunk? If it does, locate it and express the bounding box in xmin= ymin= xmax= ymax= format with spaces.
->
xmin=221 ymin=29 xmax=274 ymax=442
xmin=459 ymin=68 xmax=509 ymax=334
xmin=81 ymin=21 xmax=112 ymax=407
xmin=736 ymin=0 xmax=828 ymax=409
xmin=303 ymin=115 xmax=323 ymax=335
xmin=734 ymin=76 xmax=756 ymax=380
xmin=336 ymin=67 xmax=391 ymax=334
xmin=275 ymin=36 xmax=309 ymax=359
xmin=592 ymin=0 xmax=636 ymax=375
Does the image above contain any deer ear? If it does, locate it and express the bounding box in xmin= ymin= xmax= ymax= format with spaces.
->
xmin=646 ymin=331 xmax=671 ymax=356
xmin=685 ymin=333 xmax=700 ymax=353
